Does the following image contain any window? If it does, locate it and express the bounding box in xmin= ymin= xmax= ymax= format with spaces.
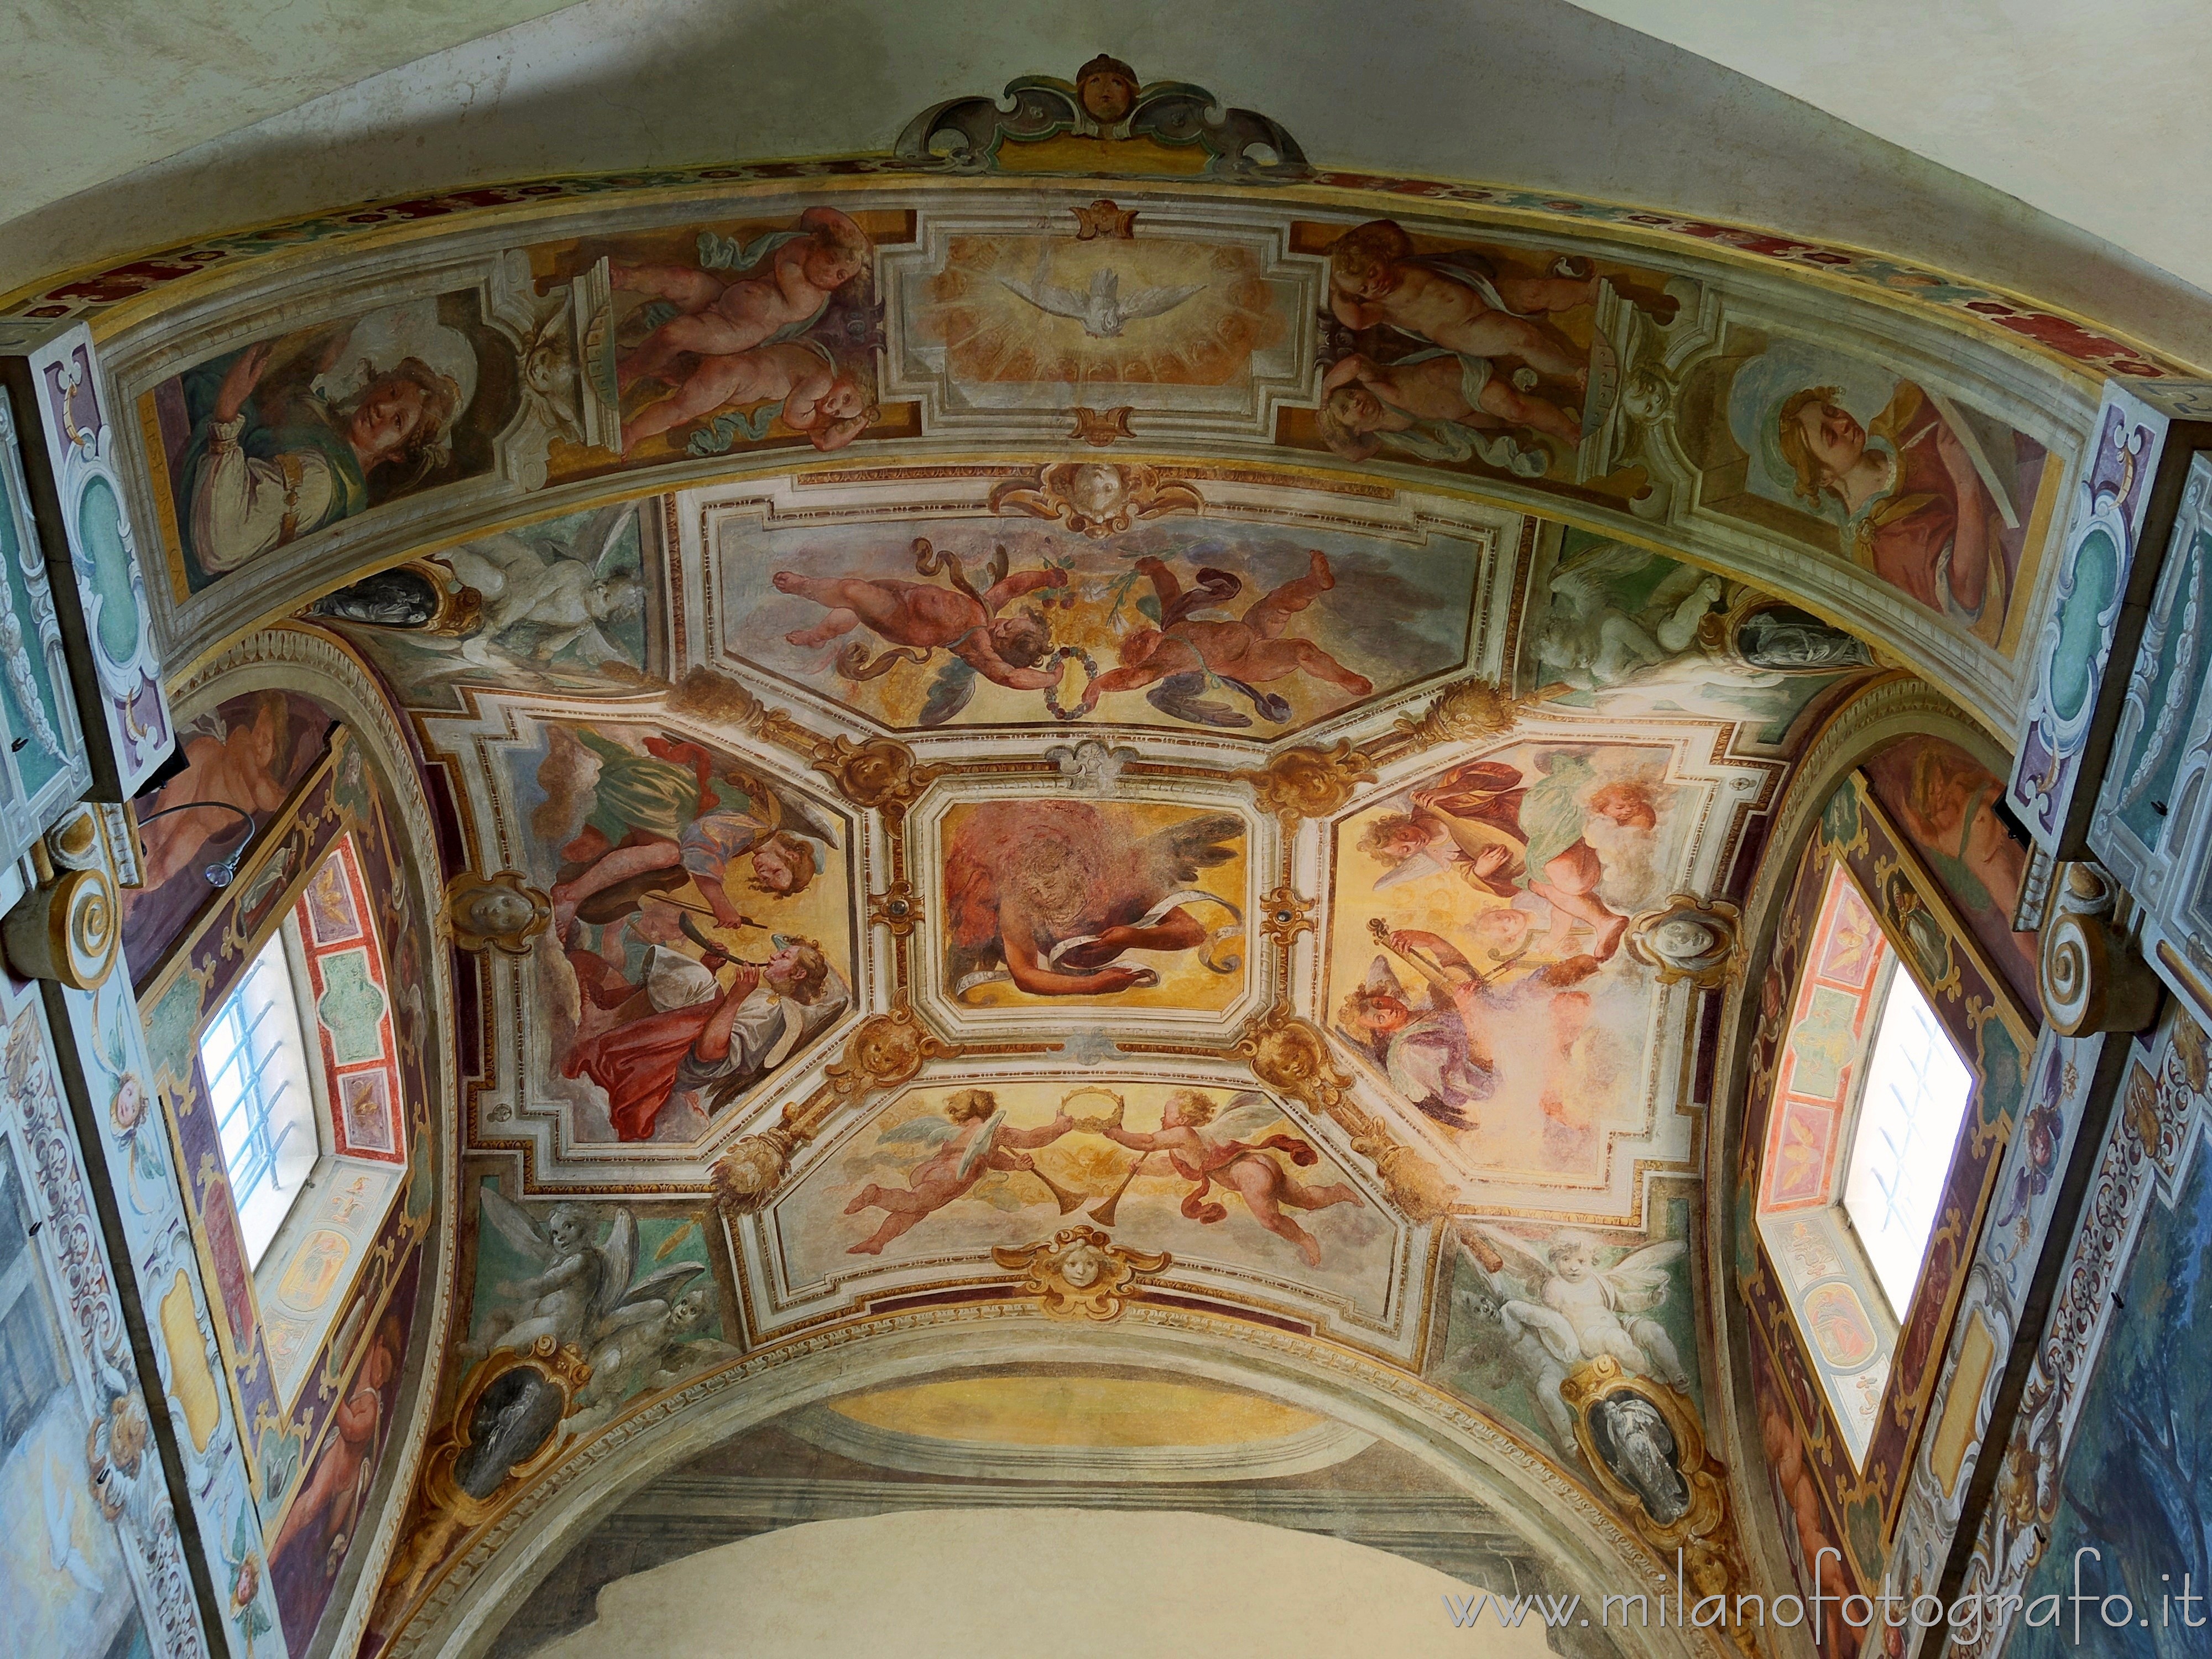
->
xmin=1755 ymin=862 xmax=1980 ymax=1464
xmin=200 ymin=931 xmax=318 ymax=1265
xmin=1839 ymin=966 xmax=1973 ymax=1314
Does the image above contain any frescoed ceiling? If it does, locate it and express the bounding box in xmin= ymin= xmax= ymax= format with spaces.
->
xmin=45 ymin=49 xmax=2129 ymax=1658
xmin=301 ymin=449 xmax=1879 ymax=1651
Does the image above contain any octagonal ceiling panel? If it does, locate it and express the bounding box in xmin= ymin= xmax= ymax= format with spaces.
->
xmin=685 ymin=469 xmax=1506 ymax=742
xmin=743 ymin=1062 xmax=1427 ymax=1360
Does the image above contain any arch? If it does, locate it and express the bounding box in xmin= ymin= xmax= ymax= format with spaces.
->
xmin=160 ymin=624 xmax=461 ymax=1659
xmin=394 ymin=1310 xmax=1715 ymax=1659
xmin=1700 ymin=671 xmax=2025 ymax=1631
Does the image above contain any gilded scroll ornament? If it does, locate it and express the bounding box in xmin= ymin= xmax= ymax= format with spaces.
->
xmin=443 ymin=869 xmax=552 ymax=955
xmin=1238 ymin=740 xmax=1376 ymax=825
xmin=993 ymin=1223 xmax=1168 ymax=1320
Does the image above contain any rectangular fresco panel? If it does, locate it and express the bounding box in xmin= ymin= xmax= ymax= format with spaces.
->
xmin=774 ymin=1081 xmax=1392 ymax=1305
xmin=122 ymin=688 xmax=336 ymax=980
xmin=1328 ymin=740 xmax=1694 ymax=1181
xmin=938 ymin=798 xmax=1247 ymax=1012
xmin=1686 ymin=335 xmax=2052 ymax=650
xmin=533 ymin=206 xmax=894 ymax=477
xmin=142 ymin=292 xmax=511 ymax=595
xmin=1861 ymin=734 xmax=2039 ymax=1007
xmin=718 ymin=517 xmax=1478 ymax=736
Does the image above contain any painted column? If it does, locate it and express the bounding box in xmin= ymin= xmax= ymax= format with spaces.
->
xmin=0 ymin=328 xmax=281 ymax=1658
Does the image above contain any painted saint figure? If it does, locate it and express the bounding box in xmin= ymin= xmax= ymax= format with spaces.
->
xmin=179 ymin=329 xmax=462 ymax=575
xmin=546 ymin=730 xmax=828 ymax=937
xmin=562 ymin=935 xmax=849 ymax=1139
xmin=1775 ymin=381 xmax=2015 ymax=644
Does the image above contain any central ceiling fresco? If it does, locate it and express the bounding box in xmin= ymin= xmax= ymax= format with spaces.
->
xmin=59 ymin=53 xmax=2135 ymax=1657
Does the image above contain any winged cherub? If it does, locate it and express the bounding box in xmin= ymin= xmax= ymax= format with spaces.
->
xmin=999 ymin=247 xmax=1206 ymax=338
xmin=1537 ymin=541 xmax=1726 ymax=693
xmin=1478 ymin=1224 xmax=1690 ymax=1388
xmin=844 ymin=1088 xmax=1077 ymax=1255
xmin=1092 ymin=1089 xmax=1363 ymax=1267
xmin=773 ymin=538 xmax=1071 ymax=724
xmin=468 ymin=1190 xmax=707 ymax=1368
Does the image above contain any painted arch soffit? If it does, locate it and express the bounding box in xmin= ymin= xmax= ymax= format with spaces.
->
xmin=50 ymin=118 xmax=2123 ymax=737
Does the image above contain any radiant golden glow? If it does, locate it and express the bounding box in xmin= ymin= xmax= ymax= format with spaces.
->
xmin=825 ymin=1376 xmax=1326 ymax=1447
xmin=917 ymin=235 xmax=1286 ymax=389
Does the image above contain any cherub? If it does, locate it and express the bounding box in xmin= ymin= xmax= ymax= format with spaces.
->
xmin=621 ymin=338 xmax=876 ymax=454
xmin=1092 ymin=1090 xmax=1362 ymax=1267
xmin=469 ymin=1192 xmax=706 ymax=1363
xmin=1074 ymin=551 xmax=1374 ymax=728
xmin=615 ymin=206 xmax=872 ymax=394
xmin=1537 ymin=542 xmax=1727 ymax=692
xmin=468 ymin=1196 xmax=603 ymax=1354
xmin=1476 ymin=1225 xmax=1690 ymax=1388
xmin=1327 ymin=220 xmax=1593 ymax=386
xmin=578 ymin=1283 xmax=739 ymax=1406
xmin=445 ymin=528 xmax=645 ymax=667
xmin=1319 ymin=350 xmax=1580 ymax=462
xmin=1360 ymin=755 xmax=1659 ymax=963
xmin=774 ymin=538 xmax=1071 ymax=714
xmin=844 ymin=1088 xmax=1076 ymax=1255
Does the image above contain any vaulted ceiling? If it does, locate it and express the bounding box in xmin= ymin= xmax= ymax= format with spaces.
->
xmin=21 ymin=28 xmax=2164 ymax=1658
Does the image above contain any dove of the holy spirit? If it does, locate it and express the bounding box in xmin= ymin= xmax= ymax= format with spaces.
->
xmin=998 ymin=248 xmax=1206 ymax=338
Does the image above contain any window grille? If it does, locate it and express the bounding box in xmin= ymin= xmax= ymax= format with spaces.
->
xmin=199 ymin=932 xmax=318 ymax=1265
xmin=1841 ymin=965 xmax=1973 ymax=1316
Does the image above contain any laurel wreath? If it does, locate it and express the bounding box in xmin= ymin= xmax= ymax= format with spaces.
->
xmin=1043 ymin=646 xmax=1100 ymax=721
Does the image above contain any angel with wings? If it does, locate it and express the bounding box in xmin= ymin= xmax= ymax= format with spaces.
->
xmin=775 ymin=536 xmax=1072 ymax=725
xmin=844 ymin=1088 xmax=1077 ymax=1255
xmin=998 ymin=246 xmax=1205 ymax=338
xmin=1478 ymin=1224 xmax=1689 ymax=1387
xmin=470 ymin=1192 xmax=706 ymax=1365
xmin=1536 ymin=541 xmax=1727 ymax=693
xmin=444 ymin=506 xmax=646 ymax=671
xmin=1091 ymin=1089 xmax=1362 ymax=1267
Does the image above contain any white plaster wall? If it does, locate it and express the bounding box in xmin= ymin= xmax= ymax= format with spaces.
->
xmin=7 ymin=0 xmax=2208 ymax=368
xmin=1569 ymin=1 xmax=2212 ymax=305
xmin=0 ymin=0 xmax=577 ymax=231
xmin=530 ymin=1507 xmax=1567 ymax=1659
